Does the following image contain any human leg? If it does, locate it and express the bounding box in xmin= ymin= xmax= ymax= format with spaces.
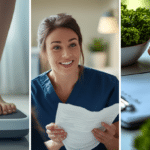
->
xmin=0 ymin=0 xmax=16 ymax=60
xmin=0 ymin=0 xmax=16 ymax=115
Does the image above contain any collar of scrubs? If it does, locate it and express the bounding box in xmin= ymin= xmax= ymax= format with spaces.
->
xmin=39 ymin=66 xmax=88 ymax=104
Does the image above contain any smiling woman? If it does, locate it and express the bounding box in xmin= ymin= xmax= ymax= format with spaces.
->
xmin=45 ymin=27 xmax=81 ymax=103
xmin=45 ymin=28 xmax=80 ymax=78
xmin=32 ymin=13 xmax=119 ymax=150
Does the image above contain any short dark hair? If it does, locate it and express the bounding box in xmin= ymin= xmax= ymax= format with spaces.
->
xmin=38 ymin=13 xmax=84 ymax=65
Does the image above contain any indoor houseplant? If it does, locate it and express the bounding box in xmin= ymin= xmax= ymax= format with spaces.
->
xmin=121 ymin=3 xmax=150 ymax=66
xmin=134 ymin=119 xmax=150 ymax=150
xmin=88 ymin=38 xmax=107 ymax=67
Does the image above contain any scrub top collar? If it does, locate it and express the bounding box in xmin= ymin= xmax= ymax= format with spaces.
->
xmin=39 ymin=66 xmax=89 ymax=104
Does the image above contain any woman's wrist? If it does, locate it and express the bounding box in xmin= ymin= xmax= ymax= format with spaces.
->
xmin=45 ymin=140 xmax=63 ymax=150
xmin=105 ymin=137 xmax=119 ymax=150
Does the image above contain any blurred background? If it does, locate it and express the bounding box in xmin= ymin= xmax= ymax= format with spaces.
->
xmin=122 ymin=0 xmax=150 ymax=9
xmin=31 ymin=0 xmax=119 ymax=79
xmin=0 ymin=0 xmax=29 ymax=95
xmin=0 ymin=0 xmax=29 ymax=149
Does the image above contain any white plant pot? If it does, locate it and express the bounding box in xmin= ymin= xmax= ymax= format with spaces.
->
xmin=92 ymin=52 xmax=107 ymax=68
xmin=121 ymin=39 xmax=150 ymax=67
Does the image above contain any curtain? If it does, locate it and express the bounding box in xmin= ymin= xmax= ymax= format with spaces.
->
xmin=0 ymin=0 xmax=29 ymax=94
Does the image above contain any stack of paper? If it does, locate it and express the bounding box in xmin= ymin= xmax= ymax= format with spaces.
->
xmin=55 ymin=103 xmax=119 ymax=150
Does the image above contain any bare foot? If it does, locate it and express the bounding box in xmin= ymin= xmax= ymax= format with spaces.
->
xmin=0 ymin=95 xmax=16 ymax=115
xmin=148 ymin=47 xmax=150 ymax=55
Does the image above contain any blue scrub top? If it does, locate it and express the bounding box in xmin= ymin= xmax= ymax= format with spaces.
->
xmin=32 ymin=66 xmax=119 ymax=150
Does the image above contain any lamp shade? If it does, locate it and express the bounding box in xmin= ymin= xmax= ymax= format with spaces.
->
xmin=98 ymin=12 xmax=118 ymax=34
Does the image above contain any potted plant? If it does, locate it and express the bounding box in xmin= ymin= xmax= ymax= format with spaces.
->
xmin=134 ymin=119 xmax=150 ymax=150
xmin=121 ymin=3 xmax=150 ymax=66
xmin=88 ymin=38 xmax=107 ymax=68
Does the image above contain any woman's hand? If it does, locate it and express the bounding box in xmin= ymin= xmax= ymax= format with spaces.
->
xmin=46 ymin=123 xmax=67 ymax=144
xmin=45 ymin=140 xmax=64 ymax=150
xmin=92 ymin=122 xmax=119 ymax=150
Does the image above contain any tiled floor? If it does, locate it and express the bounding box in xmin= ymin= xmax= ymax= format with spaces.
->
xmin=0 ymin=94 xmax=29 ymax=150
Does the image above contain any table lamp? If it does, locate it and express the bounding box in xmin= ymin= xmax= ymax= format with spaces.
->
xmin=98 ymin=11 xmax=118 ymax=34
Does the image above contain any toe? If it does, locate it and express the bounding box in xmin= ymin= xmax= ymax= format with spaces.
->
xmin=0 ymin=105 xmax=2 ymax=115
xmin=6 ymin=104 xmax=13 ymax=114
xmin=10 ymin=103 xmax=16 ymax=112
xmin=1 ymin=104 xmax=8 ymax=115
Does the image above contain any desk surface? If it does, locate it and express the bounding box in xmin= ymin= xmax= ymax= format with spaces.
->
xmin=121 ymin=47 xmax=150 ymax=150
xmin=0 ymin=95 xmax=29 ymax=150
xmin=121 ymin=128 xmax=140 ymax=150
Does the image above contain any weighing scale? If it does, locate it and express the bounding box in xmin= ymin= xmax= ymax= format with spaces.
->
xmin=121 ymin=49 xmax=150 ymax=128
xmin=0 ymin=109 xmax=29 ymax=138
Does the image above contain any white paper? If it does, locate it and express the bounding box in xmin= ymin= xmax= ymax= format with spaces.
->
xmin=55 ymin=103 xmax=119 ymax=150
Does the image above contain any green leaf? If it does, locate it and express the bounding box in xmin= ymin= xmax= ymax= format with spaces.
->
xmin=121 ymin=3 xmax=150 ymax=47
xmin=88 ymin=38 xmax=107 ymax=52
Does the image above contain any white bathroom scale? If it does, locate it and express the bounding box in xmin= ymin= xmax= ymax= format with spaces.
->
xmin=0 ymin=109 xmax=29 ymax=138
xmin=121 ymin=72 xmax=150 ymax=128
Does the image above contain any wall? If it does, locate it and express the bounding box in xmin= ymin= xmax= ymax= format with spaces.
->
xmin=31 ymin=0 xmax=119 ymax=69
